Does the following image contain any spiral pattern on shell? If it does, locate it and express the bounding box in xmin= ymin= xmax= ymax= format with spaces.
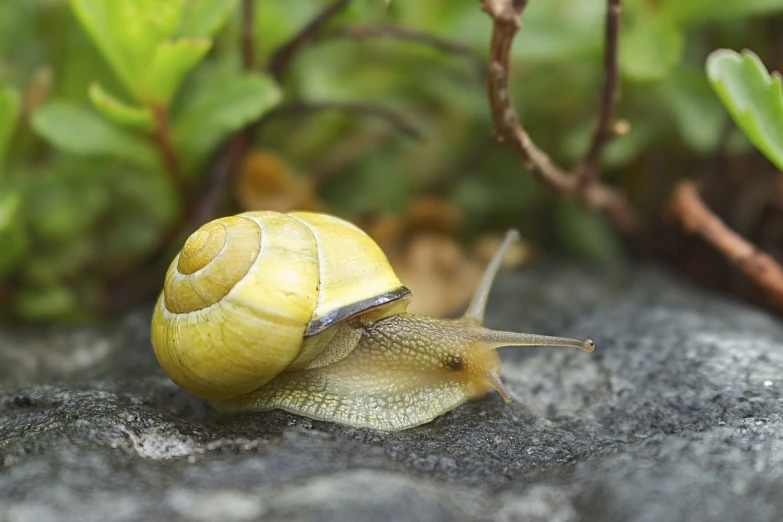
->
xmin=150 ymin=210 xmax=407 ymax=400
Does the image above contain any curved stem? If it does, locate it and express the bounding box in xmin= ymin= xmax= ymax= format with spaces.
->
xmin=150 ymin=104 xmax=187 ymax=196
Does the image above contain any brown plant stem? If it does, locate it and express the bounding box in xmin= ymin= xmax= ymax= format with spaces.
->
xmin=193 ymin=131 xmax=251 ymax=227
xmin=668 ymin=180 xmax=783 ymax=313
xmin=267 ymin=0 xmax=352 ymax=81
xmin=574 ymin=0 xmax=621 ymax=187
xmin=151 ymin=105 xmax=188 ymax=196
xmin=0 ymin=282 xmax=13 ymax=305
xmin=480 ymin=0 xmax=640 ymax=235
xmin=242 ymin=0 xmax=256 ymax=68
xmin=261 ymin=100 xmax=425 ymax=141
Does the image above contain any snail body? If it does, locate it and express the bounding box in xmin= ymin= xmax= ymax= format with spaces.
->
xmin=151 ymin=210 xmax=594 ymax=431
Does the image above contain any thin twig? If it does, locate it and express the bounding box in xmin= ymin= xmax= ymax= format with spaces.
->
xmin=319 ymin=24 xmax=485 ymax=76
xmin=267 ymin=0 xmax=352 ymax=81
xmin=574 ymin=0 xmax=621 ymax=187
xmin=669 ymin=180 xmax=783 ymax=312
xmin=261 ymin=100 xmax=425 ymax=141
xmin=150 ymin=105 xmax=188 ymax=195
xmin=241 ymin=0 xmax=256 ymax=69
xmin=480 ymin=0 xmax=640 ymax=235
xmin=193 ymin=131 xmax=251 ymax=226
xmin=486 ymin=61 xmax=572 ymax=195
xmin=0 ymin=281 xmax=13 ymax=305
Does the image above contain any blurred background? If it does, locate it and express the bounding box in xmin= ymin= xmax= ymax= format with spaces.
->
xmin=1 ymin=0 xmax=783 ymax=323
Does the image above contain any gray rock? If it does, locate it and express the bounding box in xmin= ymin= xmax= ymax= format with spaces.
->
xmin=1 ymin=262 xmax=782 ymax=522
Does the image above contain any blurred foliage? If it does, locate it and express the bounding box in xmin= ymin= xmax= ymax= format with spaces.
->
xmin=707 ymin=48 xmax=783 ymax=172
xmin=0 ymin=0 xmax=782 ymax=322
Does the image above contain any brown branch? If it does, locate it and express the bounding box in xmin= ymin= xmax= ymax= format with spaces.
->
xmin=193 ymin=131 xmax=251 ymax=226
xmin=486 ymin=61 xmax=571 ymax=194
xmin=150 ymin=105 xmax=188 ymax=195
xmin=668 ymin=180 xmax=783 ymax=312
xmin=260 ymin=100 xmax=425 ymax=141
xmin=267 ymin=0 xmax=352 ymax=81
xmin=0 ymin=281 xmax=13 ymax=305
xmin=241 ymin=0 xmax=256 ymax=69
xmin=480 ymin=0 xmax=640 ymax=235
xmin=574 ymin=0 xmax=621 ymax=187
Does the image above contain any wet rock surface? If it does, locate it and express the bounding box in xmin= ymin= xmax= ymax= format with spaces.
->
xmin=1 ymin=262 xmax=782 ymax=522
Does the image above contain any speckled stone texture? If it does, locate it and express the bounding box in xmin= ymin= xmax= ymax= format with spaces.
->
xmin=1 ymin=262 xmax=782 ymax=522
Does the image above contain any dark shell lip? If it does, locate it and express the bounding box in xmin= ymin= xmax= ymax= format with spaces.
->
xmin=304 ymin=286 xmax=412 ymax=337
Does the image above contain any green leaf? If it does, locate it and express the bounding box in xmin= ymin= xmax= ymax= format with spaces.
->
xmin=178 ymin=0 xmax=238 ymax=38
xmin=620 ymin=13 xmax=683 ymax=82
xmin=89 ymin=83 xmax=153 ymax=129
xmin=0 ymin=86 xmax=20 ymax=172
xmin=254 ymin=2 xmax=317 ymax=57
xmin=69 ymin=0 xmax=187 ymax=99
xmin=0 ymin=188 xmax=27 ymax=276
xmin=145 ymin=38 xmax=212 ymax=105
xmin=173 ymin=71 xmax=281 ymax=169
xmin=31 ymin=101 xmax=159 ymax=169
xmin=706 ymin=48 xmax=783 ymax=172
xmin=69 ymin=0 xmax=213 ymax=104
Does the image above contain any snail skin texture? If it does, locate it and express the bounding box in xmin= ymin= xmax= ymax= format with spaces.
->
xmin=150 ymin=210 xmax=595 ymax=431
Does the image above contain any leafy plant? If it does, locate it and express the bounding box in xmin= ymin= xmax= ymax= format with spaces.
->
xmin=1 ymin=0 xmax=783 ymax=322
xmin=1 ymin=0 xmax=282 ymax=320
xmin=706 ymin=48 xmax=783 ymax=171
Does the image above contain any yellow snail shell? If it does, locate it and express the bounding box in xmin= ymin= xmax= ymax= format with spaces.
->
xmin=151 ymin=210 xmax=409 ymax=400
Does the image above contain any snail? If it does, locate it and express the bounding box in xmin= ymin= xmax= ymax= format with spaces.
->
xmin=150 ymin=210 xmax=594 ymax=431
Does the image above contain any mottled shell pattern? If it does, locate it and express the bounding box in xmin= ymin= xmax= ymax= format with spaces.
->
xmin=150 ymin=210 xmax=410 ymax=400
